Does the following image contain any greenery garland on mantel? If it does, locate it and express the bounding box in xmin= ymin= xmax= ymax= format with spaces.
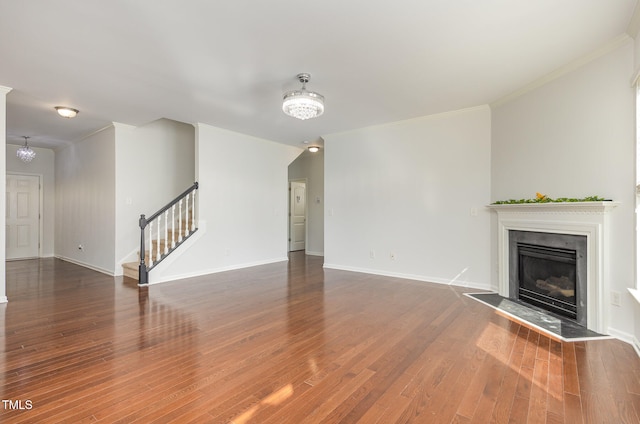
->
xmin=492 ymin=192 xmax=608 ymax=205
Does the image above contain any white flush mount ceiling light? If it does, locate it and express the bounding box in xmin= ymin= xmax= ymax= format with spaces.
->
xmin=282 ymin=73 xmax=324 ymax=120
xmin=17 ymin=136 xmax=36 ymax=163
xmin=308 ymin=146 xmax=319 ymax=153
xmin=55 ymin=106 xmax=79 ymax=118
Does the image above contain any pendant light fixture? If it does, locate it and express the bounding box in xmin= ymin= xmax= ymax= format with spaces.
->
xmin=282 ymin=73 xmax=324 ymax=120
xmin=17 ymin=136 xmax=36 ymax=163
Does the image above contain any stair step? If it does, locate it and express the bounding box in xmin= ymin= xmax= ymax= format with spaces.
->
xmin=122 ymin=262 xmax=139 ymax=280
xmin=123 ymin=220 xmax=197 ymax=283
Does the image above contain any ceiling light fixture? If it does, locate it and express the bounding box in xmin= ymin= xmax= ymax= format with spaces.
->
xmin=55 ymin=106 xmax=79 ymax=118
xmin=283 ymin=73 xmax=324 ymax=120
xmin=308 ymin=146 xmax=319 ymax=153
xmin=17 ymin=136 xmax=36 ymax=163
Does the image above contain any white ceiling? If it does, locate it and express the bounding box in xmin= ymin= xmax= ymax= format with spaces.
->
xmin=0 ymin=0 xmax=637 ymax=150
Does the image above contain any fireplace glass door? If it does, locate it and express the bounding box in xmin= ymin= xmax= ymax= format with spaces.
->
xmin=517 ymin=243 xmax=577 ymax=319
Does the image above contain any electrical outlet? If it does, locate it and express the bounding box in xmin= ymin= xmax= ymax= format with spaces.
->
xmin=470 ymin=207 xmax=478 ymax=217
xmin=611 ymin=291 xmax=621 ymax=306
xmin=369 ymin=250 xmax=376 ymax=259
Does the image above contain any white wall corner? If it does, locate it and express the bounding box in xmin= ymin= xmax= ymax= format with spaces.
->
xmin=493 ymin=34 xmax=632 ymax=107
xmin=54 ymin=255 xmax=115 ymax=277
xmin=627 ymin=1 xmax=640 ymax=39
xmin=0 ymin=85 xmax=11 ymax=303
xmin=607 ymin=327 xmax=636 ymax=347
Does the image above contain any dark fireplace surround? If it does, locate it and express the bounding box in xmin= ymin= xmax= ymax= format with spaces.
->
xmin=509 ymin=230 xmax=587 ymax=327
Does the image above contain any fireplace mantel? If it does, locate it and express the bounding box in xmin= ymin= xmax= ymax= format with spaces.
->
xmin=489 ymin=201 xmax=619 ymax=214
xmin=489 ymin=201 xmax=619 ymax=333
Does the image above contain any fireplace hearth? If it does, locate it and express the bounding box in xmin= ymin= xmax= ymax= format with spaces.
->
xmin=509 ymin=230 xmax=587 ymax=327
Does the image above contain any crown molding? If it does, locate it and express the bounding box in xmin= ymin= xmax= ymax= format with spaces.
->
xmin=627 ymin=1 xmax=640 ymax=38
xmin=324 ymin=105 xmax=491 ymax=140
xmin=491 ymin=34 xmax=632 ymax=108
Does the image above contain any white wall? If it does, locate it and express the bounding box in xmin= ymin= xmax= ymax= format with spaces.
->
xmin=324 ymin=106 xmax=492 ymax=288
xmin=150 ymin=123 xmax=301 ymax=283
xmin=114 ymin=119 xmax=195 ymax=270
xmin=6 ymin=145 xmax=55 ymax=257
xmin=288 ymin=149 xmax=325 ymax=256
xmin=491 ymin=42 xmax=636 ymax=338
xmin=0 ymin=86 xmax=10 ymax=303
xmin=55 ymin=125 xmax=116 ymax=274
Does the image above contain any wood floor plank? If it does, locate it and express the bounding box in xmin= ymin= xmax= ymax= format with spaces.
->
xmin=0 ymin=255 xmax=638 ymax=423
xmin=563 ymin=392 xmax=584 ymax=423
xmin=398 ymin=322 xmax=489 ymax=421
xmin=546 ymin=338 xmax=564 ymax=421
xmin=526 ymin=343 xmax=549 ymax=424
xmin=489 ymin=325 xmax=529 ymax=423
xmin=562 ymin=341 xmax=580 ymax=396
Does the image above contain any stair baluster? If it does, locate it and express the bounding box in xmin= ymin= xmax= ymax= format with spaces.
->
xmin=164 ymin=210 xmax=169 ymax=255
xmin=171 ymin=204 xmax=176 ymax=249
xmin=191 ymin=189 xmax=196 ymax=232
xmin=178 ymin=197 xmax=183 ymax=243
xmin=184 ymin=193 xmax=191 ymax=238
xmin=148 ymin=221 xmax=154 ymax=268
xmin=156 ymin=214 xmax=161 ymax=262
xmin=136 ymin=182 xmax=199 ymax=285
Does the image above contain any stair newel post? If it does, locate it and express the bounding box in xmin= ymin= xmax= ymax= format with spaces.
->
xmin=164 ymin=210 xmax=169 ymax=255
xmin=138 ymin=214 xmax=149 ymax=285
xmin=171 ymin=204 xmax=176 ymax=249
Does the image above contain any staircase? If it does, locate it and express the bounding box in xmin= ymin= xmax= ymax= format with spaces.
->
xmin=122 ymin=182 xmax=198 ymax=285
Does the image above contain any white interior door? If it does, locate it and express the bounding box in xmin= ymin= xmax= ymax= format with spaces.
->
xmin=6 ymin=174 xmax=40 ymax=260
xmin=289 ymin=181 xmax=306 ymax=252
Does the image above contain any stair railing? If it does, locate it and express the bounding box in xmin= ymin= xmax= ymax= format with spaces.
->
xmin=138 ymin=182 xmax=199 ymax=285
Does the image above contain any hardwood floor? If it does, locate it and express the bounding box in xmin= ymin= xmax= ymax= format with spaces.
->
xmin=1 ymin=253 xmax=639 ymax=423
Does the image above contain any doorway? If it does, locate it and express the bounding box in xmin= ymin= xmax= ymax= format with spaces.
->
xmin=289 ymin=180 xmax=306 ymax=252
xmin=6 ymin=174 xmax=41 ymax=260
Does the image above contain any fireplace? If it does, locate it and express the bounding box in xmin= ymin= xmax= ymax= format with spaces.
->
xmin=490 ymin=202 xmax=618 ymax=333
xmin=509 ymin=231 xmax=587 ymax=326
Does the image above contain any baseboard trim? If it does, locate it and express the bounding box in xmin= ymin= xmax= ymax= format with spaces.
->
xmin=150 ymin=257 xmax=290 ymax=285
xmin=0 ymin=296 xmax=7 ymax=304
xmin=322 ymin=263 xmax=490 ymax=291
xmin=55 ymin=256 xmax=115 ymax=277
xmin=305 ymin=251 xmax=324 ymax=257
xmin=633 ymin=336 xmax=640 ymax=359
xmin=607 ymin=327 xmax=635 ymax=345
